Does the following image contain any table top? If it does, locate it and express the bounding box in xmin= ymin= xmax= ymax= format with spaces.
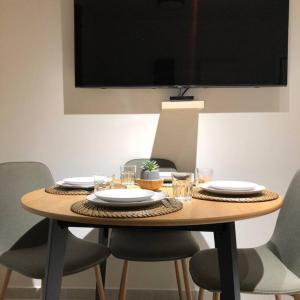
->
xmin=21 ymin=188 xmax=283 ymax=227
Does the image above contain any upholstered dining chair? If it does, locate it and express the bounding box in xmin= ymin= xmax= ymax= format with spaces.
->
xmin=189 ymin=169 xmax=300 ymax=300
xmin=0 ymin=162 xmax=110 ymax=300
xmin=110 ymin=158 xmax=199 ymax=300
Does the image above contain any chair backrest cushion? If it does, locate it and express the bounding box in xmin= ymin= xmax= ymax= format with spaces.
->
xmin=268 ymin=169 xmax=300 ymax=277
xmin=0 ymin=162 xmax=54 ymax=255
xmin=125 ymin=158 xmax=177 ymax=178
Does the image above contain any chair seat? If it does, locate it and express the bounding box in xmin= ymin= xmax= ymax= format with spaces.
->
xmin=110 ymin=228 xmax=199 ymax=262
xmin=189 ymin=245 xmax=300 ymax=295
xmin=0 ymin=233 xmax=110 ymax=279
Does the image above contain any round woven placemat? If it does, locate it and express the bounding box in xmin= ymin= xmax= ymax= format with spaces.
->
xmin=45 ymin=185 xmax=91 ymax=195
xmin=192 ymin=188 xmax=279 ymax=203
xmin=71 ymin=199 xmax=183 ymax=218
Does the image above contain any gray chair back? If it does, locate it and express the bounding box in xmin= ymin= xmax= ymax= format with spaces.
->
xmin=0 ymin=162 xmax=54 ymax=255
xmin=126 ymin=158 xmax=177 ymax=178
xmin=267 ymin=170 xmax=300 ymax=278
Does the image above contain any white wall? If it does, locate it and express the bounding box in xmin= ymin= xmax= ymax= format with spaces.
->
xmin=0 ymin=0 xmax=299 ymax=299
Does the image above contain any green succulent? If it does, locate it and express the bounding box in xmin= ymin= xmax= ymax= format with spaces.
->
xmin=141 ymin=160 xmax=159 ymax=171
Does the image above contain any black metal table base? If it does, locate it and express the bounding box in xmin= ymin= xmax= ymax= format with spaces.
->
xmin=42 ymin=221 xmax=241 ymax=300
xmin=214 ymin=222 xmax=241 ymax=300
xmin=95 ymin=228 xmax=109 ymax=300
xmin=42 ymin=220 xmax=67 ymax=300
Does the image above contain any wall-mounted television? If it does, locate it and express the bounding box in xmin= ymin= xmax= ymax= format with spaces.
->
xmin=74 ymin=0 xmax=289 ymax=88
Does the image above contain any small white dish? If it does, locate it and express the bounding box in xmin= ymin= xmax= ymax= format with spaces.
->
xmin=95 ymin=189 xmax=155 ymax=203
xmin=208 ymin=180 xmax=257 ymax=191
xmin=159 ymin=171 xmax=173 ymax=182
xmin=87 ymin=192 xmax=165 ymax=208
xmin=200 ymin=182 xmax=265 ymax=195
xmin=56 ymin=180 xmax=94 ymax=189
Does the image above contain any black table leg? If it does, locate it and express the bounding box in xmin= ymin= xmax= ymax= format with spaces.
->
xmin=42 ymin=219 xmax=67 ymax=300
xmin=214 ymin=222 xmax=241 ymax=300
xmin=95 ymin=227 xmax=109 ymax=300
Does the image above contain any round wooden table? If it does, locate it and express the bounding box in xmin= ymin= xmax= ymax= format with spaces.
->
xmin=21 ymin=188 xmax=283 ymax=300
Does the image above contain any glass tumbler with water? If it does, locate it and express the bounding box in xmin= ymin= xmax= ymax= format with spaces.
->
xmin=120 ymin=165 xmax=136 ymax=186
xmin=94 ymin=175 xmax=111 ymax=193
xmin=195 ymin=168 xmax=213 ymax=185
xmin=172 ymin=172 xmax=193 ymax=201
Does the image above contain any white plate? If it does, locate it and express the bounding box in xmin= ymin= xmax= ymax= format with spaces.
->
xmin=95 ymin=189 xmax=155 ymax=203
xmin=87 ymin=192 xmax=165 ymax=208
xmin=56 ymin=181 xmax=94 ymax=189
xmin=208 ymin=180 xmax=257 ymax=191
xmin=159 ymin=172 xmax=172 ymax=180
xmin=200 ymin=182 xmax=265 ymax=195
xmin=63 ymin=177 xmax=95 ymax=185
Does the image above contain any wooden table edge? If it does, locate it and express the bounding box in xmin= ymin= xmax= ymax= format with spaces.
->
xmin=21 ymin=194 xmax=283 ymax=227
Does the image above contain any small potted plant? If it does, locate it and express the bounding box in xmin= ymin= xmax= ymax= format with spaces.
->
xmin=137 ymin=160 xmax=163 ymax=190
xmin=141 ymin=160 xmax=160 ymax=180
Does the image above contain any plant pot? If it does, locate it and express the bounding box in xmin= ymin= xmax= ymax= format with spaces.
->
xmin=141 ymin=170 xmax=160 ymax=180
xmin=136 ymin=179 xmax=163 ymax=191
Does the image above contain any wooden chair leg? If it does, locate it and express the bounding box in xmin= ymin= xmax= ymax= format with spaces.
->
xmin=181 ymin=259 xmax=192 ymax=300
xmin=94 ymin=265 xmax=106 ymax=300
xmin=198 ymin=287 xmax=205 ymax=300
xmin=174 ymin=260 xmax=184 ymax=300
xmin=213 ymin=292 xmax=220 ymax=300
xmin=292 ymin=295 xmax=300 ymax=300
xmin=0 ymin=268 xmax=12 ymax=300
xmin=275 ymin=295 xmax=282 ymax=300
xmin=119 ymin=260 xmax=129 ymax=300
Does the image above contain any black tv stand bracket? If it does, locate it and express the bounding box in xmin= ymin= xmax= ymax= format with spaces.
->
xmin=162 ymin=87 xmax=204 ymax=110
xmin=170 ymin=95 xmax=194 ymax=101
xmin=170 ymin=87 xmax=194 ymax=101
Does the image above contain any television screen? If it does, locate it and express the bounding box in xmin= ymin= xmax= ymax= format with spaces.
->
xmin=74 ymin=0 xmax=289 ymax=87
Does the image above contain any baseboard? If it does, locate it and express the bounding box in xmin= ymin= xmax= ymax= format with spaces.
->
xmin=6 ymin=287 xmax=199 ymax=299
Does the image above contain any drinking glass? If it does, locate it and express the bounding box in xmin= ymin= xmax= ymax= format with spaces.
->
xmin=172 ymin=172 xmax=193 ymax=201
xmin=94 ymin=175 xmax=110 ymax=193
xmin=195 ymin=168 xmax=213 ymax=185
xmin=120 ymin=165 xmax=136 ymax=186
